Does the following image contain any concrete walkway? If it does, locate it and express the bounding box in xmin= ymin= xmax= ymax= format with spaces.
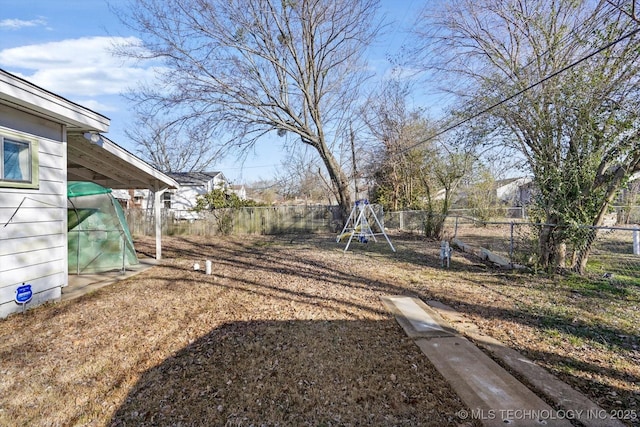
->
xmin=381 ymin=295 xmax=624 ymax=427
xmin=62 ymin=258 xmax=159 ymax=301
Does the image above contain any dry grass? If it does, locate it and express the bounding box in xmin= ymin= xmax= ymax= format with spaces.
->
xmin=1 ymin=233 xmax=639 ymax=426
xmin=0 ymin=234 xmax=476 ymax=427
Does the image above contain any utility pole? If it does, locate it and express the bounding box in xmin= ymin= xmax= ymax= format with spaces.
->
xmin=350 ymin=123 xmax=359 ymax=199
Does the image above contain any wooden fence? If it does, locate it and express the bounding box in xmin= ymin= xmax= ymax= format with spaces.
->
xmin=125 ymin=205 xmax=344 ymax=236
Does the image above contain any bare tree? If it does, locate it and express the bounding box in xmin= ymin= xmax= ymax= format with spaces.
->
xmin=114 ymin=0 xmax=382 ymax=218
xmin=418 ymin=135 xmax=475 ymax=238
xmin=361 ymin=81 xmax=431 ymax=210
xmin=362 ymin=80 xmax=474 ymax=235
xmin=414 ymin=0 xmax=640 ymax=272
xmin=246 ymin=178 xmax=280 ymax=205
xmin=275 ymin=150 xmax=335 ymax=204
xmin=126 ymin=115 xmax=218 ymax=173
xmin=460 ymin=164 xmax=499 ymax=221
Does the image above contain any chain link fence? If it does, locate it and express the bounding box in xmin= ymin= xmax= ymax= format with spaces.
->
xmin=446 ymin=216 xmax=640 ymax=285
xmin=386 ymin=205 xmax=640 ymax=226
xmin=383 ymin=207 xmax=529 ymax=233
xmin=125 ymin=205 xmax=640 ymax=284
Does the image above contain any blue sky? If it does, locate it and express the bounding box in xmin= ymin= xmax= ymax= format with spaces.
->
xmin=0 ymin=0 xmax=422 ymax=184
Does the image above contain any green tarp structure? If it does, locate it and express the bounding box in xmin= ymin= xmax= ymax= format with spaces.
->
xmin=67 ymin=181 xmax=138 ymax=274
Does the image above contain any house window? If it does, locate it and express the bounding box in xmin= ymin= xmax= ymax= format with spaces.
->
xmin=163 ymin=191 xmax=172 ymax=209
xmin=0 ymin=133 xmax=39 ymax=189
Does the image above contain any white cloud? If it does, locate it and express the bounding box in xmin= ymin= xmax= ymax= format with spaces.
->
xmin=0 ymin=36 xmax=137 ymax=69
xmin=0 ymin=36 xmax=158 ymax=97
xmin=0 ymin=18 xmax=47 ymax=30
xmin=17 ymin=66 xmax=158 ymax=97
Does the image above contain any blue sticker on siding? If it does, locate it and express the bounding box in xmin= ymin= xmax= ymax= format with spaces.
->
xmin=15 ymin=284 xmax=32 ymax=304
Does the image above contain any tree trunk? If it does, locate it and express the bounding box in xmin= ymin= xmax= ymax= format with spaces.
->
xmin=317 ymin=140 xmax=352 ymax=221
xmin=538 ymin=214 xmax=560 ymax=271
xmin=574 ymin=228 xmax=597 ymax=275
xmin=574 ymin=173 xmax=627 ymax=274
xmin=538 ymin=225 xmax=554 ymax=270
xmin=557 ymin=242 xmax=567 ymax=269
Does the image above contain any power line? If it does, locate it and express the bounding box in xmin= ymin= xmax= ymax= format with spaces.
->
xmin=399 ymin=17 xmax=640 ymax=156
xmin=223 ymin=163 xmax=279 ymax=170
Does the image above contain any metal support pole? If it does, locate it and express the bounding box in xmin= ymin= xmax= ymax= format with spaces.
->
xmin=454 ymin=216 xmax=459 ymax=239
xmin=121 ymin=230 xmax=126 ymax=275
xmin=509 ymin=222 xmax=515 ymax=267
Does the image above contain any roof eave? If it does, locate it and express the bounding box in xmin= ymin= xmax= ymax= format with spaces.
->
xmin=0 ymin=69 xmax=109 ymax=132
xmin=97 ymin=135 xmax=179 ymax=189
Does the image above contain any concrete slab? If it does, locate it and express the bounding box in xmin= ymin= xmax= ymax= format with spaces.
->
xmin=416 ymin=336 xmax=572 ymax=427
xmin=381 ymin=296 xmax=577 ymax=426
xmin=62 ymin=258 xmax=158 ymax=301
xmin=380 ymin=295 xmax=456 ymax=338
xmin=427 ymin=299 xmax=482 ymax=334
xmin=426 ymin=300 xmax=626 ymax=427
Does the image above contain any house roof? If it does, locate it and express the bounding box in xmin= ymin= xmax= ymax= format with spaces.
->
xmin=0 ymin=68 xmax=177 ymax=191
xmin=494 ymin=176 xmax=532 ymax=189
xmin=168 ymin=171 xmax=224 ymax=185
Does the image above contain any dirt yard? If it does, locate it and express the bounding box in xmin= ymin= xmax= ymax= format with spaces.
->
xmin=1 ymin=233 xmax=638 ymax=426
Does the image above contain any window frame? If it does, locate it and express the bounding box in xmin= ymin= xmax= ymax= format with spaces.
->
xmin=0 ymin=130 xmax=39 ymax=189
xmin=163 ymin=191 xmax=172 ymax=209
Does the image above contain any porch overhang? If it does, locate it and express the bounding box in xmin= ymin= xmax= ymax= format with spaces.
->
xmin=67 ymin=133 xmax=178 ymax=191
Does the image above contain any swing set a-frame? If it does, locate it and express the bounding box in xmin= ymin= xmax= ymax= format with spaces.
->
xmin=336 ymin=199 xmax=395 ymax=253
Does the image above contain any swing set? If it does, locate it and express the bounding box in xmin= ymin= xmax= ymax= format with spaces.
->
xmin=336 ymin=199 xmax=395 ymax=253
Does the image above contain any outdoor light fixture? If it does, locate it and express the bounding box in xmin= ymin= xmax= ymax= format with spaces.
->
xmin=83 ymin=132 xmax=103 ymax=146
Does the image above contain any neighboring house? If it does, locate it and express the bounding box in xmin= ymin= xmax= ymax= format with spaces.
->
xmin=111 ymin=189 xmax=132 ymax=209
xmin=230 ymin=184 xmax=247 ymax=200
xmin=0 ymin=68 xmax=177 ymax=318
xmin=618 ymin=171 xmax=640 ymax=203
xmin=433 ymin=188 xmax=448 ymax=201
xmin=117 ymin=175 xmax=244 ymax=217
xmin=495 ymin=177 xmax=534 ymax=206
xmin=165 ymin=171 xmax=229 ymax=219
xmin=435 ymin=176 xmax=533 ymax=209
xmin=112 ymin=189 xmax=147 ymax=209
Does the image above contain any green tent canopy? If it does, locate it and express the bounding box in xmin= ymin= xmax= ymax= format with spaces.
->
xmin=67 ymin=181 xmax=138 ymax=274
xmin=67 ymin=181 xmax=112 ymax=197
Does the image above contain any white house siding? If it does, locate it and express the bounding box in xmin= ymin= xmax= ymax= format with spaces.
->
xmin=230 ymin=185 xmax=247 ymax=200
xmin=496 ymin=177 xmax=533 ymax=204
xmin=172 ymin=185 xmax=206 ymax=211
xmin=0 ymin=119 xmax=67 ymax=318
xmin=167 ymin=173 xmax=228 ymax=216
xmin=169 ymin=186 xmax=205 ymax=220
